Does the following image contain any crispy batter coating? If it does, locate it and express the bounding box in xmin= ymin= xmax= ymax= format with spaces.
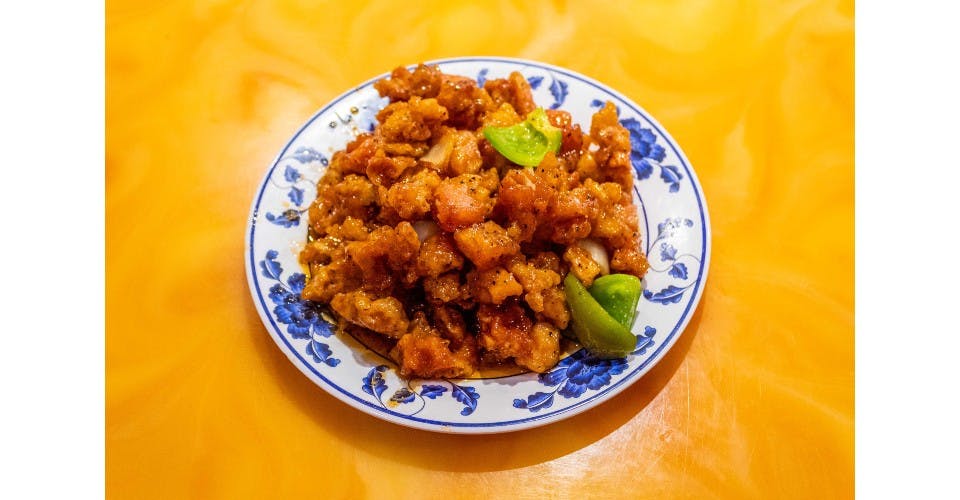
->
xmin=377 ymin=96 xmax=448 ymax=144
xmin=423 ymin=271 xmax=468 ymax=305
xmin=447 ymin=130 xmax=484 ymax=177
xmin=483 ymin=71 xmax=537 ymax=116
xmin=437 ymin=74 xmax=494 ymax=130
xmin=415 ymin=233 xmax=465 ymax=278
xmin=453 ymin=221 xmax=520 ymax=270
xmin=299 ymin=64 xmax=647 ymax=378
xmin=373 ymin=63 xmax=443 ymax=101
xmin=385 ymin=168 xmax=441 ymax=220
xmin=391 ymin=312 xmax=477 ymax=378
xmin=434 ymin=174 xmax=495 ymax=231
xmin=590 ymin=102 xmax=634 ymax=191
xmin=330 ymin=291 xmax=409 ymax=338
xmin=476 ymin=301 xmax=559 ymax=373
xmin=563 ymin=245 xmax=602 ymax=287
xmin=467 ymin=266 xmax=524 ymax=304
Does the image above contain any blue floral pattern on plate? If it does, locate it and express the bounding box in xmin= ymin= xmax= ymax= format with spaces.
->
xmin=362 ymin=366 xmax=481 ymax=416
xmin=246 ymin=57 xmax=710 ymax=433
xmin=514 ymin=327 xmax=657 ymax=412
xmin=263 ymin=147 xmax=327 ymax=228
xmin=259 ymin=250 xmax=339 ymax=367
xmin=642 ymin=217 xmax=701 ymax=305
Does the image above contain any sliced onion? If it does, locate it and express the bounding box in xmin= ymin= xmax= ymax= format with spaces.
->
xmin=412 ymin=220 xmax=439 ymax=242
xmin=577 ymin=238 xmax=610 ymax=275
xmin=419 ymin=133 xmax=453 ymax=170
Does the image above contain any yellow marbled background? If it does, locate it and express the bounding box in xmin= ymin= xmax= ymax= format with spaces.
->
xmin=107 ymin=0 xmax=854 ymax=498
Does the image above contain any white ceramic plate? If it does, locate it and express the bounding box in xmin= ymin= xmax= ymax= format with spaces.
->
xmin=245 ymin=57 xmax=711 ymax=433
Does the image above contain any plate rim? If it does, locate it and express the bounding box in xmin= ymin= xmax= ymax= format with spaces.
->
xmin=244 ymin=56 xmax=712 ymax=434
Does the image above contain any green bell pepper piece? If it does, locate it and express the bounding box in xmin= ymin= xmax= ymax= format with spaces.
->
xmin=563 ymin=273 xmax=637 ymax=358
xmin=588 ymin=274 xmax=642 ymax=329
xmin=482 ymin=108 xmax=562 ymax=167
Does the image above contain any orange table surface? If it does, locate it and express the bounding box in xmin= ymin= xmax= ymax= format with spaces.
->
xmin=106 ymin=1 xmax=854 ymax=498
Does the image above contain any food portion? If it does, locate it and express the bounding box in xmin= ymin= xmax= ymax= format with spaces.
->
xmin=299 ymin=64 xmax=649 ymax=378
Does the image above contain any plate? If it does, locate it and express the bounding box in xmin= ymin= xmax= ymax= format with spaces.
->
xmin=245 ymin=57 xmax=711 ymax=433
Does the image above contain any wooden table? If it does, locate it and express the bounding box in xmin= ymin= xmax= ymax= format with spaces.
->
xmin=107 ymin=1 xmax=854 ymax=497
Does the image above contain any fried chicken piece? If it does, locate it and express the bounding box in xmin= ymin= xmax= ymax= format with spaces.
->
xmin=373 ymin=63 xmax=443 ymax=101
xmin=476 ymin=301 xmax=559 ymax=373
xmin=520 ymin=322 xmax=561 ymax=373
xmin=307 ymin=173 xmax=378 ymax=234
xmin=563 ymin=245 xmax=602 ymax=287
xmin=447 ymin=130 xmax=483 ymax=176
xmin=331 ymin=291 xmax=409 ymax=338
xmin=415 ymin=233 xmax=465 ymax=278
xmin=453 ymin=221 xmax=520 ymax=270
xmin=437 ymin=74 xmax=494 ymax=130
xmin=590 ymin=101 xmax=633 ymax=191
xmin=483 ymin=71 xmax=536 ymax=116
xmin=423 ymin=271 xmax=467 ymax=304
xmin=384 ymin=168 xmax=441 ymax=220
xmin=391 ymin=312 xmax=476 ymax=378
xmin=376 ymin=97 xmax=448 ymax=143
xmin=467 ymin=266 xmax=524 ymax=304
xmin=611 ymin=247 xmax=650 ymax=277
xmin=346 ymin=222 xmax=420 ymax=290
xmin=433 ymin=174 xmax=495 ymax=231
